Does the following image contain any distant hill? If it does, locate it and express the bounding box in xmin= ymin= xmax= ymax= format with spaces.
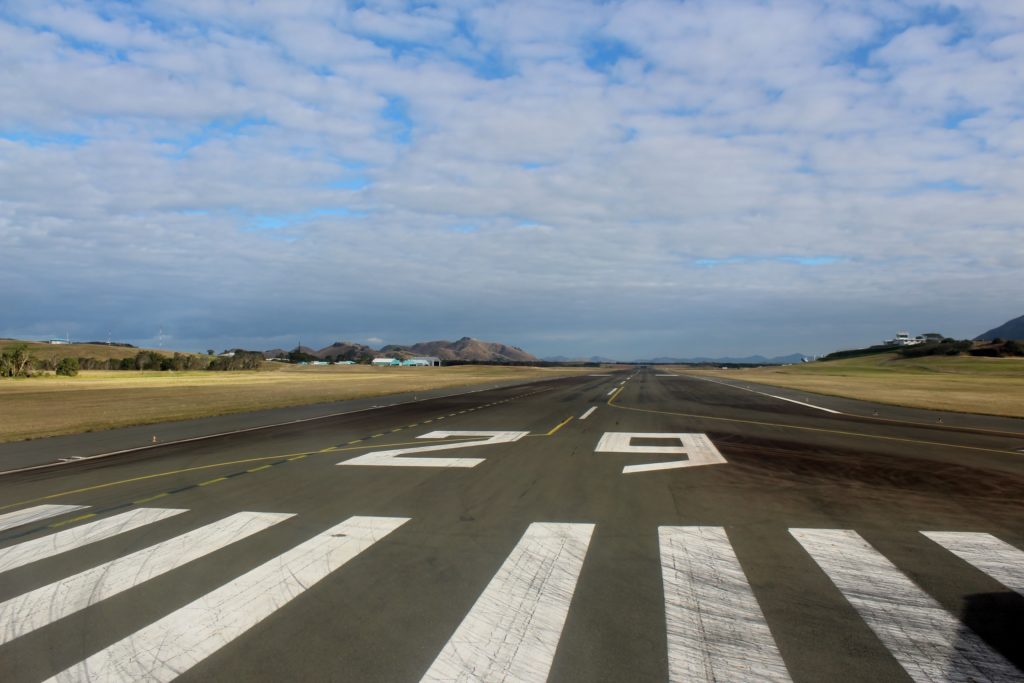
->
xmin=386 ymin=337 xmax=538 ymax=363
xmin=637 ymin=353 xmax=808 ymax=365
xmin=543 ymin=355 xmax=619 ymax=363
xmin=269 ymin=337 xmax=539 ymax=363
xmin=976 ymin=314 xmax=1024 ymax=341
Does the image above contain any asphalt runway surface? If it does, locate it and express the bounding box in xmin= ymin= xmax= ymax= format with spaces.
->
xmin=1 ymin=367 xmax=1022 ymax=682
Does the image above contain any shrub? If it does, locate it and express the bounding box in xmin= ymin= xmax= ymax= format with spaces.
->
xmin=56 ymin=357 xmax=80 ymax=376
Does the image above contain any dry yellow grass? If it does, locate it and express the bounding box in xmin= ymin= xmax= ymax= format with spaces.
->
xmin=0 ymin=364 xmax=591 ymax=442
xmin=670 ymin=353 xmax=1024 ymax=418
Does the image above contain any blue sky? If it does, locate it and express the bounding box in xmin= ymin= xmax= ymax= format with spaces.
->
xmin=1 ymin=1 xmax=1022 ymax=359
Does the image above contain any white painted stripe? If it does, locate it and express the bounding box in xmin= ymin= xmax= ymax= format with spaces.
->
xmin=923 ymin=531 xmax=1024 ymax=596
xmin=693 ymin=376 xmax=842 ymax=414
xmin=0 ymin=507 xmax=186 ymax=574
xmin=792 ymin=529 xmax=1021 ymax=682
xmin=606 ymin=388 xmax=616 ymax=396
xmin=48 ymin=516 xmax=408 ymax=683
xmin=421 ymin=522 xmax=594 ymax=683
xmin=0 ymin=511 xmax=291 ymax=646
xmin=0 ymin=504 xmax=88 ymax=532
xmin=579 ymin=407 xmax=597 ymax=420
xmin=660 ymin=526 xmax=791 ymax=682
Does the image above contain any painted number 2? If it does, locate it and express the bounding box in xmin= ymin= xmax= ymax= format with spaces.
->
xmin=338 ymin=431 xmax=529 ymax=468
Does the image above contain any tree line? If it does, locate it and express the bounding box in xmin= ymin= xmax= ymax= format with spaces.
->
xmin=0 ymin=345 xmax=265 ymax=378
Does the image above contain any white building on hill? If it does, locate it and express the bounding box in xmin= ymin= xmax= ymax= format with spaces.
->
xmin=884 ymin=331 xmax=925 ymax=346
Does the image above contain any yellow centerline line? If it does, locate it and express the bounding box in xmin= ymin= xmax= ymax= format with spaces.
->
xmin=49 ymin=512 xmax=96 ymax=528
xmin=0 ymin=438 xmax=480 ymax=513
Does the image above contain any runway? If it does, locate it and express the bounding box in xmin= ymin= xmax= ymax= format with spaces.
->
xmin=1 ymin=367 xmax=1022 ymax=682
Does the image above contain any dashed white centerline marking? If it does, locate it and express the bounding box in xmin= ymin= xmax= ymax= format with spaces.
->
xmin=48 ymin=516 xmax=408 ymax=683
xmin=421 ymin=522 xmax=594 ymax=683
xmin=579 ymin=407 xmax=597 ymax=420
xmin=0 ymin=508 xmax=186 ymax=574
xmin=660 ymin=526 xmax=791 ymax=681
xmin=792 ymin=528 xmax=1020 ymax=683
xmin=0 ymin=504 xmax=89 ymax=532
xmin=922 ymin=531 xmax=1024 ymax=596
xmin=0 ymin=511 xmax=291 ymax=646
xmin=606 ymin=388 xmax=616 ymax=396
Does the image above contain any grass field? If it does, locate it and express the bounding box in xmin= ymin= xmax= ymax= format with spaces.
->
xmin=0 ymin=364 xmax=590 ymax=443
xmin=0 ymin=340 xmax=203 ymax=363
xmin=671 ymin=353 xmax=1024 ymax=418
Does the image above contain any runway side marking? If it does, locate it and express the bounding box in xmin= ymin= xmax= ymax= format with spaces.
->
xmin=421 ymin=522 xmax=594 ymax=683
xmin=689 ymin=376 xmax=841 ymax=414
xmin=0 ymin=508 xmax=186 ymax=574
xmin=606 ymin=393 xmax=1023 ymax=457
xmin=791 ymin=529 xmax=1021 ymax=683
xmin=0 ymin=511 xmax=292 ymax=646
xmin=579 ymin=407 xmax=597 ymax=420
xmin=595 ymin=432 xmax=727 ymax=474
xmin=338 ymin=431 xmax=529 ymax=468
xmin=48 ymin=516 xmax=408 ymax=683
xmin=922 ymin=532 xmax=1024 ymax=596
xmin=660 ymin=526 xmax=791 ymax=682
xmin=0 ymin=504 xmax=89 ymax=532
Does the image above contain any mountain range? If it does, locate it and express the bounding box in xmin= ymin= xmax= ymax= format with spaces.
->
xmin=265 ymin=337 xmax=538 ymax=363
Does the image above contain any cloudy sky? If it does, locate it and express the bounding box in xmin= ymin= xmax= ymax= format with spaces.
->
xmin=2 ymin=1 xmax=1022 ymax=359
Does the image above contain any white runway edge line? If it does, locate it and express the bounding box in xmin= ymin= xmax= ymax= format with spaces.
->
xmin=579 ymin=407 xmax=597 ymax=420
xmin=48 ymin=516 xmax=408 ymax=683
xmin=421 ymin=522 xmax=594 ymax=683
xmin=923 ymin=532 xmax=1024 ymax=596
xmin=0 ymin=511 xmax=291 ymax=646
xmin=692 ymin=376 xmax=842 ymax=414
xmin=660 ymin=526 xmax=791 ymax=682
xmin=0 ymin=504 xmax=88 ymax=532
xmin=0 ymin=507 xmax=186 ymax=574
xmin=791 ymin=529 xmax=1022 ymax=683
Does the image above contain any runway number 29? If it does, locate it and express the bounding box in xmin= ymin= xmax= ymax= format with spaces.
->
xmin=594 ymin=433 xmax=727 ymax=474
xmin=337 ymin=431 xmax=529 ymax=468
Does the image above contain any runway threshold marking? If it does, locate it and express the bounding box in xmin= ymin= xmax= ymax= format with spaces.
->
xmin=0 ymin=507 xmax=187 ymax=573
xmin=49 ymin=516 xmax=408 ymax=683
xmin=607 ymin=389 xmax=1023 ymax=456
xmin=0 ymin=511 xmax=292 ymax=646
xmin=792 ymin=528 xmax=1020 ymax=682
xmin=422 ymin=522 xmax=594 ymax=683
xmin=922 ymin=532 xmax=1024 ymax=595
xmin=0 ymin=505 xmax=88 ymax=532
xmin=661 ymin=526 xmax=790 ymax=681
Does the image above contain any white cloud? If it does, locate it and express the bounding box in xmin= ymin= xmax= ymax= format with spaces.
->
xmin=1 ymin=1 xmax=1022 ymax=357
